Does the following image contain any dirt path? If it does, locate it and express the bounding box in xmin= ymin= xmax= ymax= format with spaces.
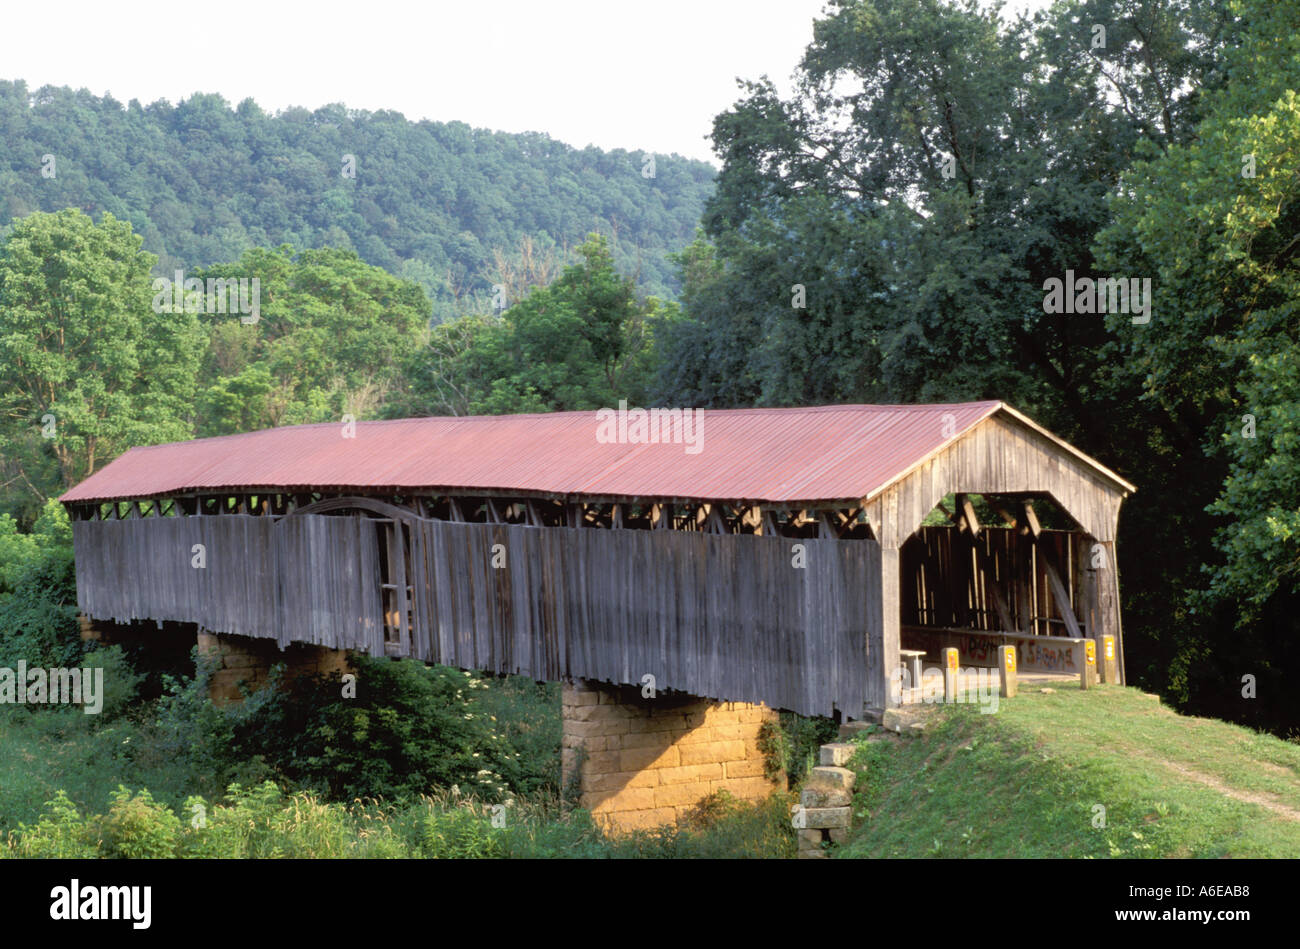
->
xmin=1159 ymin=759 xmax=1300 ymax=822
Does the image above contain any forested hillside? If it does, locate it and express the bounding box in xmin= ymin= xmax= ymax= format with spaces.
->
xmin=0 ymin=81 xmax=715 ymax=317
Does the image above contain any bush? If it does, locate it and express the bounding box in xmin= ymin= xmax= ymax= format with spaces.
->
xmin=0 ymin=542 xmax=81 ymax=671
xmin=238 ymin=656 xmax=519 ymax=802
xmin=144 ymin=656 xmax=530 ymax=804
xmin=97 ymin=786 xmax=181 ymax=858
xmin=467 ymin=675 xmax=561 ymax=796
xmin=6 ymin=791 xmax=99 ymax=858
xmin=775 ymin=712 xmax=840 ymax=785
xmin=422 ymin=807 xmax=504 ymax=858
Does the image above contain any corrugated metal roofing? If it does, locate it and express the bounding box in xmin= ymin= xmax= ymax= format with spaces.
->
xmin=58 ymin=400 xmax=1129 ymax=506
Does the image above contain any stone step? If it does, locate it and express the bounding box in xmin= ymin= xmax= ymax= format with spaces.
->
xmin=819 ymin=742 xmax=856 ymax=767
xmin=801 ymin=786 xmax=851 ymax=808
xmin=802 ymin=806 xmax=852 ymax=829
xmin=804 ymin=765 xmax=855 ymax=791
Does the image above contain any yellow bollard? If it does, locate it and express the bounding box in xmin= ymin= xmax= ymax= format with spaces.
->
xmin=999 ymin=645 xmax=1017 ymax=698
xmin=943 ymin=647 xmax=959 ymax=703
xmin=1100 ymin=635 xmax=1118 ymax=684
xmin=1081 ymin=639 xmax=1097 ymax=689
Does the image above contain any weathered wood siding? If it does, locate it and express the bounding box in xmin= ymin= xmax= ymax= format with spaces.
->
xmin=73 ymin=515 xmax=881 ymax=717
xmin=866 ymin=414 xmax=1124 ymax=546
xmin=72 ymin=515 xmax=387 ymax=653
xmin=901 ymin=525 xmax=1077 ymax=635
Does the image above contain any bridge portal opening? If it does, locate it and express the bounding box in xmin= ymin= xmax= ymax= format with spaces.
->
xmin=897 ymin=493 xmax=1101 ymax=689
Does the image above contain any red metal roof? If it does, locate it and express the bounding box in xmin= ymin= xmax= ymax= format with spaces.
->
xmin=58 ymin=401 xmax=1129 ymax=506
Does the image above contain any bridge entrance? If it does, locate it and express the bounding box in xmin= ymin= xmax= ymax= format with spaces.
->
xmin=896 ymin=492 xmax=1115 ymax=690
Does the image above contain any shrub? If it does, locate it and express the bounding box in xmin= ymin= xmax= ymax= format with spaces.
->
xmin=422 ymin=806 xmax=504 ymax=858
xmin=6 ymin=791 xmax=98 ymax=858
xmin=218 ymin=656 xmax=521 ymax=803
xmin=98 ymin=787 xmax=182 ymax=858
xmin=0 ymin=541 xmax=81 ymax=671
xmin=777 ymin=712 xmax=840 ymax=785
xmin=83 ymin=644 xmax=145 ymax=720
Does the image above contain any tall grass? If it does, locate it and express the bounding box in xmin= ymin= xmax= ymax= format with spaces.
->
xmin=3 ymin=781 xmax=795 ymax=859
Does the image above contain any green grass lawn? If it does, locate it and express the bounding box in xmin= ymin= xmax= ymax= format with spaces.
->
xmin=839 ymin=683 xmax=1300 ymax=858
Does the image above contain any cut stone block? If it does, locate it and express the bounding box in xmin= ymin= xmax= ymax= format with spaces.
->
xmin=819 ymin=742 xmax=856 ymax=767
xmin=802 ymin=806 xmax=852 ymax=829
xmin=804 ymin=766 xmax=855 ymax=791
xmin=801 ymin=786 xmax=851 ymax=808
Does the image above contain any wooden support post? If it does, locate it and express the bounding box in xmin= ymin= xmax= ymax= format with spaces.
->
xmin=880 ymin=546 xmax=902 ymax=709
xmin=973 ymin=535 xmax=1015 ymax=631
xmin=1093 ymin=537 xmax=1126 ymax=686
xmin=1074 ymin=533 xmax=1106 ymax=673
xmin=1023 ymin=503 xmax=1083 ymax=639
xmin=1021 ymin=498 xmax=1042 ymax=537
xmin=958 ymin=494 xmax=980 ymax=536
xmin=998 ymin=645 xmax=1017 ymax=698
xmin=1014 ymin=528 xmax=1033 ymax=633
xmin=1040 ymin=548 xmax=1083 ymax=639
xmin=703 ymin=504 xmax=723 ymax=534
xmin=985 ymin=496 xmax=1020 ymax=529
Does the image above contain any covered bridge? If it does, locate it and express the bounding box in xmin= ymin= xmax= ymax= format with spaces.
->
xmin=61 ymin=400 xmax=1133 ymax=719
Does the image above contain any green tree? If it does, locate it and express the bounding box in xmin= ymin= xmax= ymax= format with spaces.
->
xmin=1094 ymin=0 xmax=1300 ymax=727
xmin=193 ymin=246 xmax=429 ymax=435
xmin=659 ymin=0 xmax=1228 ymax=421
xmin=0 ymin=209 xmax=201 ymax=504
xmin=390 ymin=234 xmax=674 ymax=416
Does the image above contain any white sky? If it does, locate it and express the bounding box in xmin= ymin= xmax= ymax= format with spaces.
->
xmin=2 ymin=0 xmax=1056 ymax=165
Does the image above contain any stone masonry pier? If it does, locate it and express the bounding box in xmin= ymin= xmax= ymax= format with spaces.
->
xmin=561 ymin=678 xmax=785 ymax=831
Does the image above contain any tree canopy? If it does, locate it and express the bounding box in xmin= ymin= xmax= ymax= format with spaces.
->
xmin=0 ymin=210 xmax=201 ymax=517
